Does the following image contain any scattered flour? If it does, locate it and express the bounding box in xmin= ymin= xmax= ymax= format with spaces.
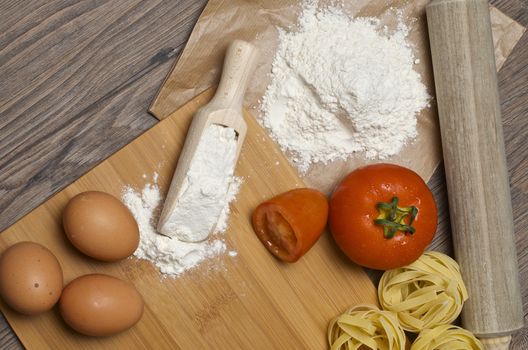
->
xmin=260 ymin=3 xmax=430 ymax=172
xmin=162 ymin=125 xmax=239 ymax=242
xmin=122 ymin=172 xmax=240 ymax=277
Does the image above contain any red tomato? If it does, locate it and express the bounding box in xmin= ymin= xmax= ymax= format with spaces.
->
xmin=252 ymin=188 xmax=328 ymax=262
xmin=329 ymin=164 xmax=437 ymax=270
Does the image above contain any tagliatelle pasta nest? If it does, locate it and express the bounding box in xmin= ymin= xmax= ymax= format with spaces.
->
xmin=327 ymin=304 xmax=407 ymax=350
xmin=411 ymin=324 xmax=483 ymax=350
xmin=378 ymin=251 xmax=468 ymax=332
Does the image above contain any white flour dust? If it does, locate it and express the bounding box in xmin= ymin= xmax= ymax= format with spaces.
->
xmin=162 ymin=125 xmax=239 ymax=242
xmin=122 ymin=170 xmax=240 ymax=277
xmin=260 ymin=3 xmax=430 ymax=172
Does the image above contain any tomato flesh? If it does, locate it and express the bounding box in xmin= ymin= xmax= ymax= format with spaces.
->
xmin=264 ymin=210 xmax=298 ymax=257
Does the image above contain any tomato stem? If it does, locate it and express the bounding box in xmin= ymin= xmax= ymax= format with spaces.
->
xmin=374 ymin=197 xmax=418 ymax=238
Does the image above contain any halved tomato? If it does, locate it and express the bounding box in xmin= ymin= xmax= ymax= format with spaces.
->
xmin=252 ymin=188 xmax=328 ymax=262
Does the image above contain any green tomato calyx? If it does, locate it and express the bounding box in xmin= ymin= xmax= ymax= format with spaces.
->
xmin=374 ymin=197 xmax=417 ymax=239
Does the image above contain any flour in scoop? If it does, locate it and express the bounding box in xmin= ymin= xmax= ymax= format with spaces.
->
xmin=260 ymin=3 xmax=430 ymax=172
xmin=164 ymin=124 xmax=239 ymax=242
xmin=122 ymin=128 xmax=241 ymax=277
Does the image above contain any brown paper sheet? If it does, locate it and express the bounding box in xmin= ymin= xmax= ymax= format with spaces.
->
xmin=150 ymin=0 xmax=525 ymax=194
xmin=490 ymin=6 xmax=526 ymax=70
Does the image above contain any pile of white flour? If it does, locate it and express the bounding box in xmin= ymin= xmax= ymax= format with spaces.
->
xmin=260 ymin=3 xmax=430 ymax=172
xmin=122 ymin=161 xmax=241 ymax=276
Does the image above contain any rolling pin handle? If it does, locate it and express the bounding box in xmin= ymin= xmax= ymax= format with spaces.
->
xmin=480 ymin=335 xmax=511 ymax=350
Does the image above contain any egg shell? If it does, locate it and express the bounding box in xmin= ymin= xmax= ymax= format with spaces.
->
xmin=59 ymin=274 xmax=144 ymax=337
xmin=62 ymin=191 xmax=139 ymax=261
xmin=0 ymin=241 xmax=63 ymax=315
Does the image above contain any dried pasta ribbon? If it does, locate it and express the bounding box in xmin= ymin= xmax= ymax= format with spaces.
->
xmin=378 ymin=251 xmax=468 ymax=332
xmin=327 ymin=304 xmax=407 ymax=350
xmin=411 ymin=324 xmax=483 ymax=350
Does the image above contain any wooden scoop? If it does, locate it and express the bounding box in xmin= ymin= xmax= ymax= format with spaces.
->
xmin=157 ymin=40 xmax=257 ymax=238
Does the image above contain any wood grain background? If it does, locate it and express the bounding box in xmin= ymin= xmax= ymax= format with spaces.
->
xmin=0 ymin=0 xmax=526 ymax=348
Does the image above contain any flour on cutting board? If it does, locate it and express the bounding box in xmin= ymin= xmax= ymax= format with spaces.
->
xmin=260 ymin=3 xmax=430 ymax=173
xmin=122 ymin=165 xmax=240 ymax=276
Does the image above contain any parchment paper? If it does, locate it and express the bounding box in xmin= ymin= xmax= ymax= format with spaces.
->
xmin=150 ymin=0 xmax=525 ymax=194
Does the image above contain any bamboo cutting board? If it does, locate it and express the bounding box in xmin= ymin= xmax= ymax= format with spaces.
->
xmin=0 ymin=89 xmax=377 ymax=349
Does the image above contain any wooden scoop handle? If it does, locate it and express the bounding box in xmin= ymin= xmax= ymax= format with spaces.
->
xmin=209 ymin=39 xmax=257 ymax=111
xmin=426 ymin=0 xmax=524 ymax=346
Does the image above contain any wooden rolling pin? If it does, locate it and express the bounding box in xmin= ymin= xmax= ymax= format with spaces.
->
xmin=426 ymin=0 xmax=524 ymax=348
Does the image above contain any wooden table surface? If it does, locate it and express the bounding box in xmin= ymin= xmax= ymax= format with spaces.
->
xmin=0 ymin=0 xmax=526 ymax=348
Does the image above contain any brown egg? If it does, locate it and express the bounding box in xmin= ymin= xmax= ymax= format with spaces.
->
xmin=0 ymin=242 xmax=63 ymax=315
xmin=63 ymin=191 xmax=139 ymax=261
xmin=59 ymin=274 xmax=143 ymax=336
